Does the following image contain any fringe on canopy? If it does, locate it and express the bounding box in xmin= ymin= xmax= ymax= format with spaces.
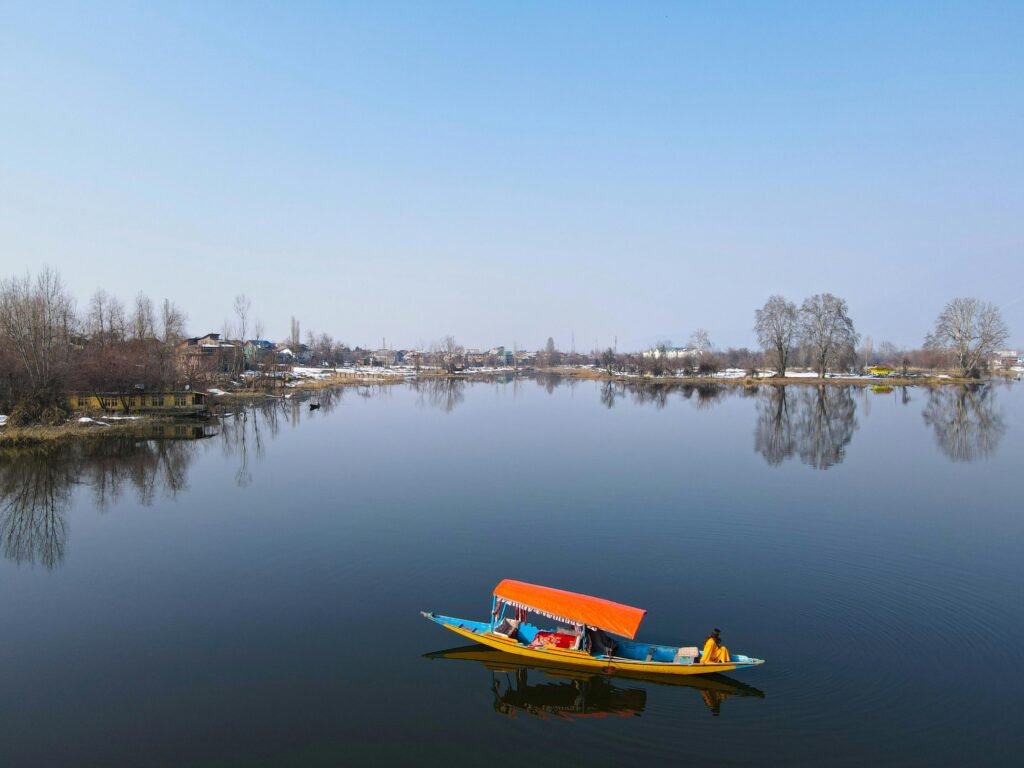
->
xmin=496 ymin=597 xmax=584 ymax=629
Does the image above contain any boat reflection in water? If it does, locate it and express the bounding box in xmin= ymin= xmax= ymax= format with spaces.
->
xmin=425 ymin=645 xmax=765 ymax=718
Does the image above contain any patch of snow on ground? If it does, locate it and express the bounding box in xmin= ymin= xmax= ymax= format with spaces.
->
xmin=0 ymin=415 xmax=7 ymax=427
xmin=714 ymin=368 xmax=749 ymax=378
xmin=78 ymin=417 xmax=111 ymax=427
xmin=207 ymin=388 xmax=230 ymax=396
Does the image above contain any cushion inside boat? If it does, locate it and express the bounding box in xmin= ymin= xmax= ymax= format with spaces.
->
xmin=516 ymin=623 xmax=539 ymax=644
xmin=529 ymin=631 xmax=576 ymax=649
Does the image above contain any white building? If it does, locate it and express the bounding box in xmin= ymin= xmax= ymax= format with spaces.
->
xmin=641 ymin=346 xmax=700 ymax=360
xmin=991 ymin=349 xmax=1021 ymax=369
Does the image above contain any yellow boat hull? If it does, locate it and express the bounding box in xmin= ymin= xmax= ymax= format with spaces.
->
xmin=430 ymin=615 xmax=761 ymax=677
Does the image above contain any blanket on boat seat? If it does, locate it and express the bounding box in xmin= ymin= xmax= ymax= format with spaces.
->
xmin=529 ymin=631 xmax=576 ymax=649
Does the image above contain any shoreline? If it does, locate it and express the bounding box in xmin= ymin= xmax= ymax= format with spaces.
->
xmin=2 ymin=369 xmax=1016 ymax=448
xmin=0 ymin=418 xmax=197 ymax=449
xmin=548 ymin=367 xmax=1000 ymax=388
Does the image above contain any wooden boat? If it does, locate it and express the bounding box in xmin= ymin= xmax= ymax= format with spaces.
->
xmin=426 ymin=644 xmax=765 ymax=717
xmin=422 ymin=579 xmax=765 ymax=677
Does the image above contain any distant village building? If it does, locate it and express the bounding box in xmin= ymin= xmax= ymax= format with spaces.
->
xmin=641 ymin=346 xmax=700 ymax=360
xmin=362 ymin=349 xmax=401 ymax=366
xmin=73 ymin=391 xmax=208 ymax=415
xmin=465 ymin=346 xmax=515 ymax=367
xmin=990 ymin=349 xmax=1021 ymax=369
xmin=464 ymin=349 xmax=487 ymax=366
xmin=178 ymin=333 xmax=236 ymax=373
xmin=404 ymin=350 xmax=426 ymax=367
xmin=243 ymin=339 xmax=274 ymax=362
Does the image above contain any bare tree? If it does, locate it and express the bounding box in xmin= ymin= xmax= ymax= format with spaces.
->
xmin=313 ymin=333 xmax=334 ymax=365
xmin=599 ymin=347 xmax=617 ymax=374
xmin=87 ymin=289 xmax=110 ymax=345
xmin=230 ymin=294 xmax=252 ymax=377
xmin=0 ymin=267 xmax=78 ymax=402
xmin=152 ymin=298 xmax=187 ymax=387
xmin=877 ymin=341 xmax=901 ymax=366
xmin=858 ymin=335 xmax=874 ymax=368
xmin=130 ymin=292 xmax=156 ymax=340
xmin=106 ymin=294 xmax=126 ymax=343
xmin=689 ymin=328 xmax=711 ymax=354
xmin=924 ymin=298 xmax=1009 ymax=378
xmin=432 ymin=335 xmax=464 ymax=374
xmin=233 ymin=294 xmax=251 ymax=342
xmin=160 ymin=299 xmax=187 ymax=344
xmin=754 ymin=296 xmax=798 ymax=377
xmin=86 ymin=288 xmax=128 ymax=345
xmin=798 ymin=293 xmax=858 ymax=378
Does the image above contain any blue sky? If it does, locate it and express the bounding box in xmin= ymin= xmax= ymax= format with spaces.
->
xmin=2 ymin=1 xmax=1021 ymax=350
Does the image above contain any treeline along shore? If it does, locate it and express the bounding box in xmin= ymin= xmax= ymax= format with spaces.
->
xmin=0 ymin=267 xmax=1017 ymax=445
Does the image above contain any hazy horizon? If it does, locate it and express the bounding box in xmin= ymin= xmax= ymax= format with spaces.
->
xmin=2 ymin=2 xmax=1022 ymax=350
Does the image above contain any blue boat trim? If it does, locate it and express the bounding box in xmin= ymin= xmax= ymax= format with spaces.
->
xmin=421 ymin=611 xmax=765 ymax=671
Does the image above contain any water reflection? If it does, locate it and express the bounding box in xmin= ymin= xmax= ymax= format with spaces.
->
xmin=0 ymin=380 xmax=1014 ymax=568
xmin=535 ymin=371 xmax=563 ymax=395
xmin=426 ymin=645 xmax=764 ymax=718
xmin=596 ymin=380 xmax=730 ymax=410
xmin=218 ymin=392 xmax=348 ymax=485
xmin=411 ymin=378 xmax=466 ymax=413
xmin=754 ymin=386 xmax=858 ymax=469
xmin=0 ymin=452 xmax=73 ymax=567
xmin=0 ymin=435 xmax=206 ymax=568
xmin=922 ymin=384 xmax=1006 ymax=462
xmin=754 ymin=386 xmax=795 ymax=466
xmin=600 ymin=381 xmax=621 ymax=409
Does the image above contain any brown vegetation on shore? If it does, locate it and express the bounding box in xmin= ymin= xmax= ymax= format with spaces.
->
xmin=0 ymin=421 xmax=147 ymax=448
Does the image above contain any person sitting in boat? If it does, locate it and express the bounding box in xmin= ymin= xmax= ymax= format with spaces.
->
xmin=701 ymin=628 xmax=731 ymax=664
xmin=586 ymin=626 xmax=617 ymax=657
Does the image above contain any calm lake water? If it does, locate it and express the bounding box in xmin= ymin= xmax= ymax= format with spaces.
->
xmin=2 ymin=377 xmax=1022 ymax=766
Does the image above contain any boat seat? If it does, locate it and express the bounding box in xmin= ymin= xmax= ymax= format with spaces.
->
xmin=493 ymin=618 xmax=520 ymax=639
xmin=674 ymin=646 xmax=699 ymax=664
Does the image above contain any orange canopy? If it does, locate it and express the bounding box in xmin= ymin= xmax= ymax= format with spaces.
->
xmin=494 ymin=579 xmax=647 ymax=639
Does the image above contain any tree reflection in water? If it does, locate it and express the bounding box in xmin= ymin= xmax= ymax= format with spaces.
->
xmin=0 ymin=436 xmax=202 ymax=568
xmin=921 ymin=384 xmax=1006 ymax=462
xmin=219 ymin=391 xmax=346 ymax=486
xmin=620 ymin=382 xmax=727 ymax=410
xmin=2 ymin=380 xmax=1010 ymax=568
xmin=0 ymin=451 xmax=73 ymax=567
xmin=755 ymin=385 xmax=858 ymax=469
xmin=411 ymin=378 xmax=466 ymax=412
xmin=535 ymin=372 xmax=563 ymax=395
xmin=600 ymin=381 xmax=623 ymax=409
xmin=754 ymin=386 xmax=795 ymax=466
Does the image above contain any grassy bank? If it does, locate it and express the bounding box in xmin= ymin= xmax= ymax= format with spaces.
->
xmin=0 ymin=420 xmax=153 ymax=448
